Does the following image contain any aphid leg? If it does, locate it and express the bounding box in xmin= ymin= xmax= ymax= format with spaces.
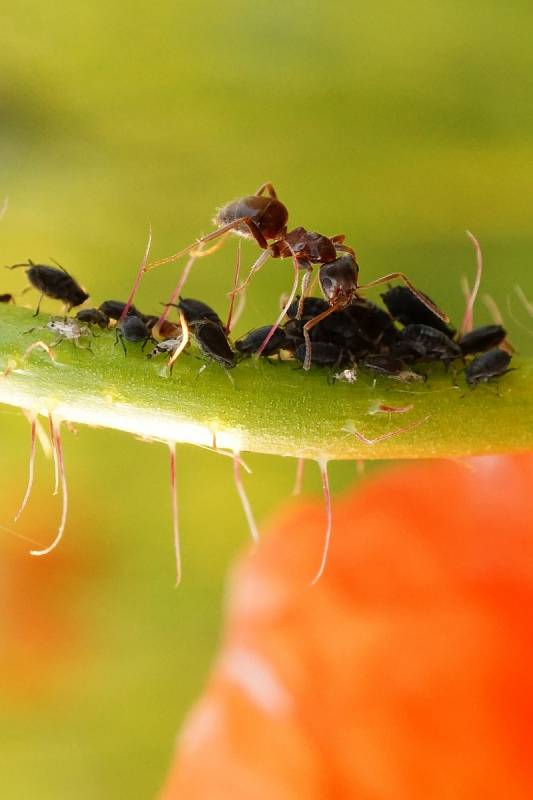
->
xmin=153 ymin=249 xmax=201 ymax=337
xmin=31 ymin=415 xmax=68 ymax=557
xmin=255 ymin=256 xmax=301 ymax=358
xmin=255 ymin=182 xmax=277 ymax=198
xmin=114 ymin=329 xmax=127 ymax=356
xmin=311 ymin=457 xmax=332 ymax=586
xmin=146 ymin=217 xmax=269 ymax=271
xmin=296 ymin=265 xmax=314 ymax=319
xmin=343 ymin=416 xmax=430 ymax=445
xmin=459 ymin=230 xmax=483 ymax=337
xmin=302 ymin=303 xmax=344 ymax=371
xmin=33 ymin=293 xmax=44 ymax=317
xmin=48 ymin=414 xmax=59 ymax=495
xmin=234 ymin=247 xmax=273 ymax=295
xmin=292 ymin=457 xmax=305 ymax=496
xmin=119 ymin=225 xmax=152 ymax=324
xmin=167 ymin=312 xmax=190 ymax=373
xmin=233 ymin=450 xmax=259 ymax=544
xmin=225 ymin=240 xmax=242 ymax=333
xmin=168 ymin=441 xmax=182 ymax=586
xmin=359 ymin=273 xmax=450 ymax=323
xmin=14 ymin=412 xmax=37 ymax=522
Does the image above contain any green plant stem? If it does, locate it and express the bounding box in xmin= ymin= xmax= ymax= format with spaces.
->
xmin=0 ymin=306 xmax=532 ymax=461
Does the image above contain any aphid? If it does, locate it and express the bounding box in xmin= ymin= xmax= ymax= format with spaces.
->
xmin=368 ymin=402 xmax=414 ymax=415
xmin=5 ymin=260 xmax=89 ymax=315
xmin=362 ymin=354 xmax=426 ymax=382
xmin=465 ymin=348 xmax=512 ymax=387
xmin=396 ymin=324 xmax=462 ymax=365
xmin=235 ymin=326 xmax=290 ymax=358
xmin=76 ymin=307 xmax=109 ymax=328
xmin=166 ymin=297 xmax=223 ymax=327
xmin=26 ymin=317 xmax=93 ymax=350
xmin=333 ymin=366 xmax=358 ymax=384
xmin=285 ymin=296 xmax=329 ymax=320
xmin=0 ymin=293 xmax=14 ymax=303
xmin=99 ymin=299 xmax=141 ymax=320
xmin=147 ymin=335 xmax=188 ymax=373
xmin=459 ymin=324 xmax=507 ymax=356
xmin=344 ymin=297 xmax=400 ymax=349
xmin=380 ymin=285 xmax=455 ymax=337
xmin=294 ymin=340 xmax=352 ymax=369
xmin=115 ymin=314 xmax=151 ymax=355
xmin=192 ymin=320 xmax=236 ymax=368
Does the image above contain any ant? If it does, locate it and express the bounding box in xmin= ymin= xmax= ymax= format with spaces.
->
xmin=5 ymin=259 xmax=89 ymax=315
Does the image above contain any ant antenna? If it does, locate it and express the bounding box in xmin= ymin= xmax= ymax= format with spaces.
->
xmin=233 ymin=450 xmax=259 ymax=543
xmin=459 ymin=230 xmax=483 ymax=337
xmin=31 ymin=415 xmax=68 ymax=557
xmin=14 ymin=412 xmax=37 ymax=522
xmin=311 ymin=457 xmax=332 ymax=586
xmin=292 ymin=457 xmax=305 ymax=496
xmin=118 ymin=225 xmax=152 ymax=325
xmin=168 ymin=441 xmax=182 ymax=586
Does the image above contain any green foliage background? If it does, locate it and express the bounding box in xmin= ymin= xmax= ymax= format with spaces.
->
xmin=1 ymin=2 xmax=532 ymax=797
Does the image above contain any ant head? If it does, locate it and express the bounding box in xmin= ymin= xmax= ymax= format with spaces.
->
xmin=318 ymin=254 xmax=359 ymax=304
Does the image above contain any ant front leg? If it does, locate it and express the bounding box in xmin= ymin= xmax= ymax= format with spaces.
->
xmin=358 ymin=272 xmax=450 ymax=323
xmin=254 ymin=182 xmax=278 ymax=199
xmin=297 ymin=263 xmax=314 ymax=319
xmin=302 ymin=303 xmax=344 ymax=371
xmin=146 ymin=217 xmax=269 ymax=271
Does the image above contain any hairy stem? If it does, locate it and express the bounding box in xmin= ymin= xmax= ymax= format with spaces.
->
xmin=0 ymin=306 xmax=531 ymax=460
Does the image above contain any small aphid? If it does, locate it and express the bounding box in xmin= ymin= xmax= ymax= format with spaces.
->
xmin=147 ymin=337 xmax=185 ymax=359
xmin=381 ymin=285 xmax=455 ymax=338
xmin=166 ymin=297 xmax=224 ymax=327
xmin=5 ymin=260 xmax=89 ymax=315
xmin=397 ymin=324 xmax=462 ymax=365
xmin=192 ymin=320 xmax=236 ymax=368
xmin=76 ymin=307 xmax=109 ymax=328
xmin=235 ymin=326 xmax=290 ymax=358
xmin=26 ymin=317 xmax=93 ymax=350
xmin=362 ymin=354 xmax=426 ymax=383
xmin=99 ymin=300 xmax=141 ymax=321
xmin=0 ymin=293 xmax=14 ymax=303
xmin=333 ymin=366 xmax=358 ymax=384
xmin=465 ymin=348 xmax=512 ymax=387
xmin=459 ymin=324 xmax=507 ymax=356
xmin=115 ymin=315 xmax=151 ymax=355
xmin=368 ymin=402 xmax=414 ymax=415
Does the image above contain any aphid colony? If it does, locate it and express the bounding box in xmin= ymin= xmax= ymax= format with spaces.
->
xmin=2 ymin=186 xmax=516 ymax=585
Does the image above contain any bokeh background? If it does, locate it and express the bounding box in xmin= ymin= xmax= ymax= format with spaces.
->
xmin=1 ymin=2 xmax=532 ymax=797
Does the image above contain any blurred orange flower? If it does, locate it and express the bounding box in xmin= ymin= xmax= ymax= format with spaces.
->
xmin=162 ymin=453 xmax=533 ymax=800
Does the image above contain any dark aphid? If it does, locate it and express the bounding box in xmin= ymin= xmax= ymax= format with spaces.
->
xmin=344 ymin=297 xmax=400 ymax=349
xmin=465 ymin=348 xmax=512 ymax=387
xmin=115 ymin=315 xmax=151 ymax=355
xmin=167 ymin=297 xmax=224 ymax=327
xmin=285 ymin=295 xmax=329 ymax=320
xmin=396 ymin=324 xmax=462 ymax=365
xmin=459 ymin=324 xmax=507 ymax=356
xmin=192 ymin=320 xmax=236 ymax=368
xmin=362 ymin=354 xmax=426 ymax=382
xmin=76 ymin=308 xmax=109 ymax=328
xmin=294 ymin=341 xmax=352 ymax=369
xmin=381 ymin=285 xmax=456 ymax=338
xmin=0 ymin=293 xmax=14 ymax=303
xmin=99 ymin=300 xmax=141 ymax=320
xmin=5 ymin=260 xmax=89 ymax=315
xmin=235 ymin=326 xmax=290 ymax=358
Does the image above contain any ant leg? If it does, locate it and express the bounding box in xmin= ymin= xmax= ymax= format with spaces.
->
xmin=233 ymin=247 xmax=272 ymax=295
xmin=168 ymin=441 xmax=182 ymax=586
xmin=146 ymin=217 xmax=269 ymax=271
xmin=311 ymin=457 xmax=332 ymax=586
xmin=255 ymin=257 xmax=301 ymax=358
xmin=33 ymin=294 xmax=44 ymax=317
xmin=358 ymin=273 xmax=450 ymax=323
xmin=225 ymin=240 xmax=242 ymax=333
xmin=31 ymin=416 xmax=68 ymax=557
xmin=459 ymin=230 xmax=483 ymax=337
xmin=233 ymin=450 xmax=259 ymax=544
xmin=343 ymin=416 xmax=430 ymax=445
xmin=118 ymin=225 xmax=152 ymax=324
xmin=292 ymin=457 xmax=305 ymax=496
xmin=255 ymin=182 xmax=278 ymax=199
xmin=302 ymin=303 xmax=344 ymax=371
xmin=330 ymin=234 xmax=356 ymax=257
xmin=14 ymin=413 xmax=37 ymax=521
